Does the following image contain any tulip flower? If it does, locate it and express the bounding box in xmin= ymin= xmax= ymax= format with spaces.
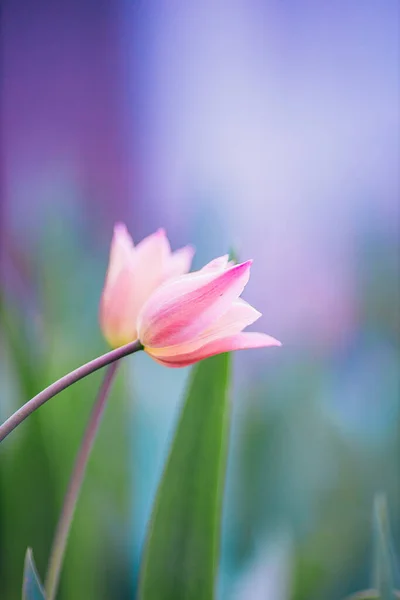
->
xmin=137 ymin=255 xmax=281 ymax=367
xmin=100 ymin=224 xmax=194 ymax=348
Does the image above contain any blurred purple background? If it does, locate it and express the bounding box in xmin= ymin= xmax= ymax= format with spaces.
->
xmin=3 ymin=0 xmax=399 ymax=343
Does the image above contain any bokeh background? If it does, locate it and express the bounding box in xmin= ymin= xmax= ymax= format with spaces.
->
xmin=1 ymin=1 xmax=399 ymax=599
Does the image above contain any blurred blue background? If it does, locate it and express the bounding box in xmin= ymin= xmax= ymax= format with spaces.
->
xmin=1 ymin=1 xmax=399 ymax=599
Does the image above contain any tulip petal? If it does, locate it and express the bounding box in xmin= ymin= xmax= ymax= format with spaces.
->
xmin=100 ymin=224 xmax=196 ymax=348
xmin=208 ymin=298 xmax=261 ymax=336
xmin=130 ymin=228 xmax=174 ymax=311
xmin=166 ymin=245 xmax=195 ymax=279
xmin=149 ymin=332 xmax=281 ymax=368
xmin=149 ymin=299 xmax=262 ymax=358
xmin=106 ymin=223 xmax=135 ymax=288
xmin=134 ymin=228 xmax=171 ymax=268
xmin=99 ymin=267 xmax=140 ymax=346
xmin=101 ymin=227 xmax=173 ymax=347
xmin=138 ymin=261 xmax=253 ymax=347
xmin=200 ymin=255 xmax=230 ymax=273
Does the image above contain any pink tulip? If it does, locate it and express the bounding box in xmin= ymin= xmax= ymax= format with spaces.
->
xmin=100 ymin=223 xmax=194 ymax=347
xmin=137 ymin=255 xmax=281 ymax=367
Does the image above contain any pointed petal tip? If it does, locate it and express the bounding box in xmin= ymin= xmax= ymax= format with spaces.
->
xmin=112 ymin=222 xmax=134 ymax=246
xmin=235 ymin=259 xmax=253 ymax=271
xmin=226 ymin=259 xmax=253 ymax=280
xmin=265 ymin=335 xmax=282 ymax=347
xmin=183 ymin=244 xmax=196 ymax=262
xmin=200 ymin=254 xmax=230 ymax=272
xmin=257 ymin=332 xmax=282 ymax=347
xmin=177 ymin=243 xmax=195 ymax=258
xmin=114 ymin=221 xmax=128 ymax=234
xmin=239 ymin=332 xmax=282 ymax=348
xmin=186 ymin=243 xmax=196 ymax=255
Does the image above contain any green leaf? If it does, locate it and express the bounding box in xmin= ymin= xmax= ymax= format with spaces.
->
xmin=22 ymin=549 xmax=46 ymax=600
xmin=373 ymin=494 xmax=395 ymax=599
xmin=138 ymin=353 xmax=232 ymax=600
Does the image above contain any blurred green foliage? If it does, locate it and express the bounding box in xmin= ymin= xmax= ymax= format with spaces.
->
xmin=1 ymin=218 xmax=134 ymax=600
xmin=0 ymin=215 xmax=399 ymax=600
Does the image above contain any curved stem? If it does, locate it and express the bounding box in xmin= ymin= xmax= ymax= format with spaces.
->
xmin=0 ymin=340 xmax=143 ymax=443
xmin=45 ymin=361 xmax=120 ymax=600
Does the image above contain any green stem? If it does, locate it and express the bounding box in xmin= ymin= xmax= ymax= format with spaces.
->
xmin=45 ymin=361 xmax=120 ymax=600
xmin=0 ymin=339 xmax=142 ymax=443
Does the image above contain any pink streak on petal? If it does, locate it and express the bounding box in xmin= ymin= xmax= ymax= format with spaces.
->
xmin=166 ymin=245 xmax=195 ymax=279
xmin=150 ymin=332 xmax=282 ymax=368
xmin=149 ymin=299 xmax=262 ymax=358
xmin=138 ymin=260 xmax=253 ymax=348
